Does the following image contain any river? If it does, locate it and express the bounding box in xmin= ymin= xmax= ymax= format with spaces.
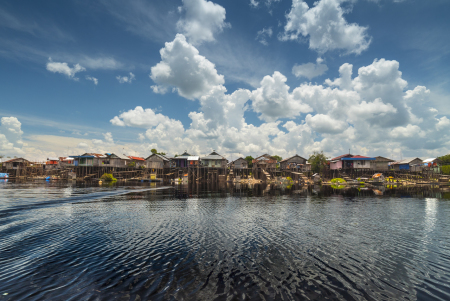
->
xmin=0 ymin=181 xmax=449 ymax=300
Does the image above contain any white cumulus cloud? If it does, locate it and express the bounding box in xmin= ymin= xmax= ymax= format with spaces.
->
xmin=305 ymin=113 xmax=348 ymax=134
xmin=116 ymin=72 xmax=135 ymax=84
xmin=0 ymin=116 xmax=25 ymax=156
xmin=110 ymin=106 xmax=183 ymax=129
xmin=251 ymin=71 xmax=313 ymax=122
xmin=177 ymin=0 xmax=229 ymax=45
xmin=281 ymin=0 xmax=371 ymax=54
xmin=85 ymin=76 xmax=98 ymax=85
xmin=292 ymin=57 xmax=329 ymax=79
xmin=46 ymin=58 xmax=86 ymax=80
xmin=150 ymin=34 xmax=225 ymax=100
xmin=256 ymin=27 xmax=273 ymax=46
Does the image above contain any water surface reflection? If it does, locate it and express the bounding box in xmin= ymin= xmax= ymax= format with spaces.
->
xmin=0 ymin=182 xmax=450 ymax=300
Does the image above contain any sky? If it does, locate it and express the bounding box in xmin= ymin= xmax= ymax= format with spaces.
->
xmin=0 ymin=0 xmax=449 ymax=161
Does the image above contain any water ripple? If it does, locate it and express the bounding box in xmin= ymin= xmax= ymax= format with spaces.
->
xmin=0 ymin=183 xmax=450 ymax=300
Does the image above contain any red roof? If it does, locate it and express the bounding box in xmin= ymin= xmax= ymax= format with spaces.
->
xmin=330 ymin=154 xmax=352 ymax=161
xmin=128 ymin=156 xmax=145 ymax=161
xmin=331 ymin=154 xmax=375 ymax=161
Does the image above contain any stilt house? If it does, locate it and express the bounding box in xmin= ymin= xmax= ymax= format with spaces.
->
xmin=201 ymin=151 xmax=227 ymax=168
xmin=172 ymin=151 xmax=192 ymax=168
xmin=279 ymin=155 xmax=308 ymax=171
xmin=390 ymin=158 xmax=423 ymax=171
xmin=330 ymin=154 xmax=375 ymax=170
xmin=252 ymin=154 xmax=277 ymax=170
xmin=229 ymin=157 xmax=248 ymax=169
xmin=3 ymin=158 xmax=30 ymax=169
xmin=370 ymin=156 xmax=395 ymax=170
xmin=145 ymin=153 xmax=171 ymax=169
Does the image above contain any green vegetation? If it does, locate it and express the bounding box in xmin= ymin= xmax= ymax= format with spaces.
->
xmin=438 ymin=154 xmax=450 ymax=165
xmin=331 ymin=184 xmax=345 ymax=189
xmin=245 ymin=156 xmax=254 ymax=168
xmin=128 ymin=161 xmax=136 ymax=167
xmin=286 ymin=176 xmax=293 ymax=181
xmin=331 ymin=178 xmax=347 ymax=184
xmin=151 ymin=149 xmax=166 ymax=156
xmin=100 ymin=173 xmax=117 ymax=182
xmin=272 ymin=155 xmax=282 ymax=162
xmin=308 ymin=151 xmax=328 ymax=173
xmin=442 ymin=165 xmax=450 ymax=175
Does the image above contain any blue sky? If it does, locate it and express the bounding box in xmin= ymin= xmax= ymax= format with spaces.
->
xmin=0 ymin=0 xmax=449 ymax=160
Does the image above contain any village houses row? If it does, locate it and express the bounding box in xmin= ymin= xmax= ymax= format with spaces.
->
xmin=1 ymin=150 xmax=442 ymax=173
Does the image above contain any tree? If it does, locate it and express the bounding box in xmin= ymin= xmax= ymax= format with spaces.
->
xmin=245 ymin=156 xmax=254 ymax=168
xmin=272 ymin=155 xmax=282 ymax=162
xmin=308 ymin=151 xmax=328 ymax=173
xmin=151 ymin=149 xmax=166 ymax=156
xmin=438 ymin=154 xmax=450 ymax=165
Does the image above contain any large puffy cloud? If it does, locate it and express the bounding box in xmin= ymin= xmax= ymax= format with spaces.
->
xmin=150 ymin=34 xmax=225 ymax=100
xmin=281 ymin=0 xmax=371 ymax=54
xmin=305 ymin=114 xmax=348 ymax=134
xmin=110 ymin=106 xmax=183 ymax=129
xmin=127 ymin=36 xmax=449 ymax=159
xmin=177 ymin=0 xmax=229 ymax=45
xmin=250 ymin=71 xmax=312 ymax=122
xmin=0 ymin=117 xmax=25 ymax=156
xmin=436 ymin=117 xmax=450 ymax=131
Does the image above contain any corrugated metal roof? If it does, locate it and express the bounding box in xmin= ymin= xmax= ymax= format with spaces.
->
xmin=156 ymin=154 xmax=170 ymax=161
xmin=330 ymin=154 xmax=352 ymax=161
xmin=112 ymin=154 xmax=130 ymax=160
xmin=3 ymin=158 xmax=30 ymax=163
xmin=374 ymin=156 xmax=395 ymax=162
xmin=342 ymin=155 xmax=375 ymax=161
xmin=391 ymin=158 xmax=423 ymax=165
xmin=229 ymin=157 xmax=246 ymax=164
xmin=280 ymin=155 xmax=307 ymax=163
xmin=128 ymin=156 xmax=145 ymax=161
xmin=423 ymin=158 xmax=437 ymax=163
xmin=145 ymin=153 xmax=170 ymax=161
xmin=188 ymin=156 xmax=199 ymax=161
xmin=174 ymin=155 xmax=190 ymax=160
xmin=201 ymin=151 xmax=226 ymax=160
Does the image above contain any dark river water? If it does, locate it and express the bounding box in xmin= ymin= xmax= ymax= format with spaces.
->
xmin=1 ymin=181 xmax=450 ymax=300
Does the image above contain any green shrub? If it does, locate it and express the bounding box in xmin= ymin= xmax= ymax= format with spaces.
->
xmin=442 ymin=165 xmax=450 ymax=175
xmin=331 ymin=184 xmax=345 ymax=189
xmin=286 ymin=176 xmax=293 ymax=181
xmin=331 ymin=178 xmax=346 ymax=184
xmin=100 ymin=173 xmax=117 ymax=182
